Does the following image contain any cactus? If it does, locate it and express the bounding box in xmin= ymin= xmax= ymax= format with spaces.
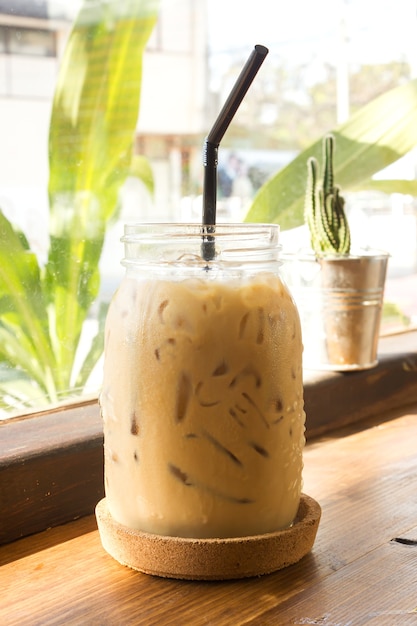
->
xmin=304 ymin=134 xmax=351 ymax=255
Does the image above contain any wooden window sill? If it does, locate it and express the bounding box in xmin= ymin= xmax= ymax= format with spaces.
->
xmin=1 ymin=330 xmax=417 ymax=545
xmin=2 ymin=406 xmax=417 ymax=622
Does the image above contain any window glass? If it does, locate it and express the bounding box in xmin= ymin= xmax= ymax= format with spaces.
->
xmin=0 ymin=0 xmax=416 ymax=418
xmin=6 ymin=26 xmax=56 ymax=56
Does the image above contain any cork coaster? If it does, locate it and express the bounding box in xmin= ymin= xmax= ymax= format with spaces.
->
xmin=95 ymin=494 xmax=321 ymax=580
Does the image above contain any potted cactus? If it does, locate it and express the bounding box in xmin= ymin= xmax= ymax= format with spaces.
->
xmin=304 ymin=134 xmax=351 ymax=257
xmin=283 ymin=134 xmax=389 ymax=371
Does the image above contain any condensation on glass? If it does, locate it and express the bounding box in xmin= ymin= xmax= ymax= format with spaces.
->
xmin=100 ymin=223 xmax=306 ymax=539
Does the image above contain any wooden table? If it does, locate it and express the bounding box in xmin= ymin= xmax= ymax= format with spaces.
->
xmin=2 ymin=406 xmax=417 ymax=625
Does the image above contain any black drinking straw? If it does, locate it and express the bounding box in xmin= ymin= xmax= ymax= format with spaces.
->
xmin=202 ymin=44 xmax=269 ymax=261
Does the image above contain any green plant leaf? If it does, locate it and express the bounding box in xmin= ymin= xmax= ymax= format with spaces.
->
xmin=351 ymin=178 xmax=417 ymax=195
xmin=0 ymin=376 xmax=50 ymax=415
xmin=43 ymin=190 xmax=105 ymax=383
xmin=0 ymin=211 xmax=57 ymax=397
xmin=74 ymin=301 xmax=109 ymax=389
xmin=45 ymin=0 xmax=159 ymax=392
xmin=245 ymin=79 xmax=417 ymax=229
xmin=48 ymin=0 xmax=159 ymax=218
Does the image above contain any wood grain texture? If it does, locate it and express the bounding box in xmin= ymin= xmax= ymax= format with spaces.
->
xmin=1 ymin=406 xmax=417 ymax=625
xmin=0 ymin=402 xmax=104 ymax=544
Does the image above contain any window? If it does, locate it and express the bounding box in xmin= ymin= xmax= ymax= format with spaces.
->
xmin=0 ymin=25 xmax=56 ymax=56
xmin=0 ymin=0 xmax=416 ymax=419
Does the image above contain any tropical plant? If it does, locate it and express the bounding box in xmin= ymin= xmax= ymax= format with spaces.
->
xmin=304 ymin=134 xmax=351 ymax=255
xmin=0 ymin=0 xmax=159 ymax=414
xmin=245 ymin=78 xmax=417 ymax=229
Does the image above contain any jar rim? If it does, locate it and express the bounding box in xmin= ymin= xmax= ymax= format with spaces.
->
xmin=122 ymin=222 xmax=280 ymax=242
xmin=120 ymin=223 xmax=281 ymax=271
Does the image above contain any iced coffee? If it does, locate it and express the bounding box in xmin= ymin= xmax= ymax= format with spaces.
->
xmin=100 ymin=226 xmax=305 ymax=539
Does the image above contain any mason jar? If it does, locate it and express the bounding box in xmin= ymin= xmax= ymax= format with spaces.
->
xmin=100 ymin=223 xmax=305 ymax=539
